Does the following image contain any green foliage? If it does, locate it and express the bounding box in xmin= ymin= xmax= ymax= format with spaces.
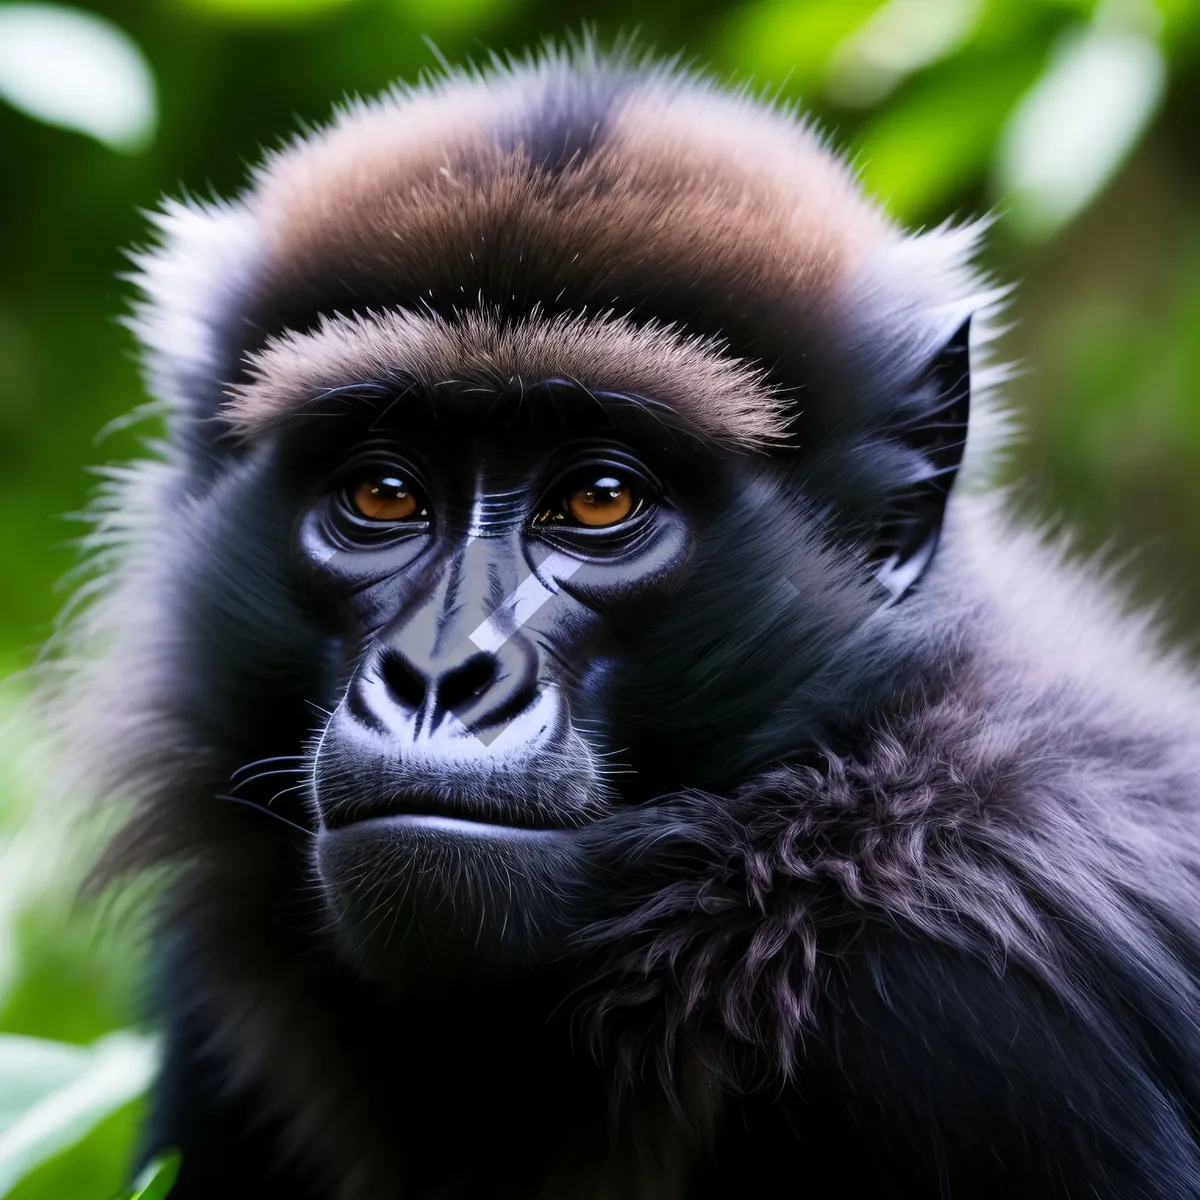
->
xmin=0 ymin=0 xmax=1198 ymax=1195
xmin=0 ymin=1032 xmax=158 ymax=1197
xmin=0 ymin=4 xmax=156 ymax=152
xmin=853 ymin=46 xmax=1044 ymax=219
xmin=121 ymin=1153 xmax=181 ymax=1200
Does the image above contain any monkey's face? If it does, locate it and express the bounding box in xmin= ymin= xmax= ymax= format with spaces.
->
xmin=238 ymin=385 xmax=729 ymax=976
xmin=158 ymin=311 xmax=972 ymax=992
xmin=169 ymin=337 xmax=961 ymax=983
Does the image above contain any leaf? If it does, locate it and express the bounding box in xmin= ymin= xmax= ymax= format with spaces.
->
xmin=0 ymin=4 xmax=157 ymax=153
xmin=993 ymin=20 xmax=1167 ymax=239
xmin=0 ymin=1031 xmax=159 ymax=1197
xmin=717 ymin=0 xmax=882 ymax=96
xmin=176 ymin=0 xmax=362 ymax=21
xmin=853 ymin=48 xmax=1043 ymax=220
xmin=127 ymin=1151 xmax=181 ymax=1199
xmin=825 ymin=0 xmax=986 ymax=107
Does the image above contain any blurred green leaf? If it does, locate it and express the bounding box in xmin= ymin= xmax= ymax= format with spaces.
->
xmin=825 ymin=0 xmax=986 ymax=107
xmin=994 ymin=19 xmax=1166 ymax=239
xmin=122 ymin=1151 xmax=180 ymax=1200
xmin=854 ymin=49 xmax=1043 ymax=219
xmin=0 ymin=1031 xmax=158 ymax=1197
xmin=0 ymin=4 xmax=156 ymax=152
xmin=7 ymin=1100 xmax=143 ymax=1200
xmin=719 ymin=0 xmax=882 ymax=96
xmin=403 ymin=0 xmax=517 ymax=34
xmin=176 ymin=0 xmax=360 ymax=22
xmin=1153 ymin=0 xmax=1200 ymax=40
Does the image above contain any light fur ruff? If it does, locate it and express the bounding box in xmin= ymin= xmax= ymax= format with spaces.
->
xmin=54 ymin=43 xmax=1200 ymax=1200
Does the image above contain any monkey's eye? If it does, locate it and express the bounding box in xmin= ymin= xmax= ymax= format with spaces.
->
xmin=534 ymin=469 xmax=646 ymax=530
xmin=350 ymin=477 xmax=420 ymax=521
xmin=567 ymin=477 xmax=634 ymax=526
xmin=338 ymin=472 xmax=429 ymax=526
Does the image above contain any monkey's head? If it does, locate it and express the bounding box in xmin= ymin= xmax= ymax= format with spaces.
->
xmin=83 ymin=52 xmax=987 ymax=988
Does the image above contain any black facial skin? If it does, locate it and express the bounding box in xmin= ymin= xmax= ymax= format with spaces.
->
xmin=297 ymin=393 xmax=697 ymax=974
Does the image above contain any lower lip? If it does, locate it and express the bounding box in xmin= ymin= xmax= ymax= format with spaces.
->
xmin=329 ymin=813 xmax=567 ymax=840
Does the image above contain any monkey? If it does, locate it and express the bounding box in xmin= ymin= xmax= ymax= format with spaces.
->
xmin=51 ymin=44 xmax=1200 ymax=1200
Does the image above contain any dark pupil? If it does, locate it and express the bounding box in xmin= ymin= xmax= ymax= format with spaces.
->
xmin=374 ymin=477 xmax=407 ymax=498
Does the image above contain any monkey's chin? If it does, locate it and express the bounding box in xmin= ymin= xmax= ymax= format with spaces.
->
xmin=315 ymin=815 xmax=584 ymax=983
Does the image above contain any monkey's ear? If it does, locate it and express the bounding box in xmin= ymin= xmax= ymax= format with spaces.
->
xmin=874 ymin=316 xmax=971 ymax=601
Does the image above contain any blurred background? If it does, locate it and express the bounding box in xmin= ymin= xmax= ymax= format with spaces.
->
xmin=0 ymin=0 xmax=1198 ymax=1194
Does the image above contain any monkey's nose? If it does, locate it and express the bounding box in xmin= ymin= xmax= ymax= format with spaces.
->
xmin=374 ymin=638 xmax=541 ymax=737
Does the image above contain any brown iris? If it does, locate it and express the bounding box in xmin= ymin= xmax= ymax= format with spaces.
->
xmin=351 ymin=477 xmax=419 ymax=521
xmin=565 ymin=476 xmax=634 ymax=527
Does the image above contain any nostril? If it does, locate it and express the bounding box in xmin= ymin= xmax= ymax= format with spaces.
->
xmin=379 ymin=651 xmax=427 ymax=712
xmin=438 ymin=654 xmax=498 ymax=716
xmin=481 ymin=680 xmax=539 ymax=730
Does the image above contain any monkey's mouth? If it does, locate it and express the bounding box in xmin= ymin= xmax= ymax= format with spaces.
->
xmin=314 ymin=786 xmax=587 ymax=973
xmin=338 ymin=814 xmax=572 ymax=845
xmin=320 ymin=786 xmax=587 ymax=835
